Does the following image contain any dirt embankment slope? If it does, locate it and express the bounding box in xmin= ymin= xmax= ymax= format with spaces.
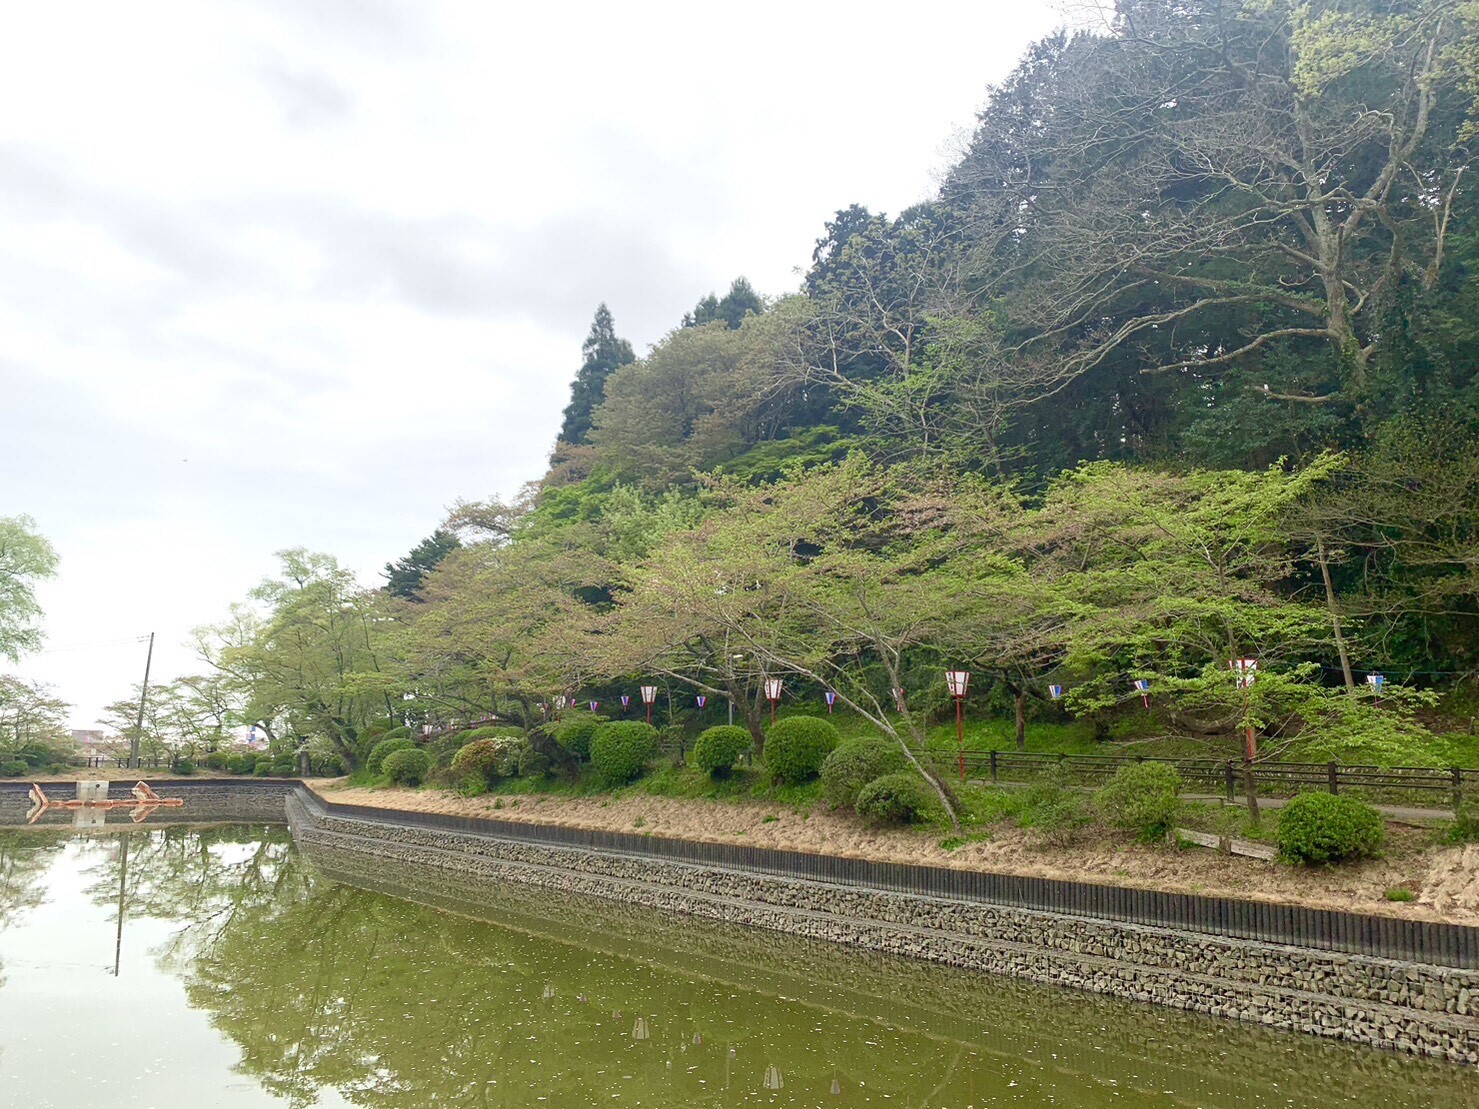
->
xmin=314 ymin=783 xmax=1479 ymax=926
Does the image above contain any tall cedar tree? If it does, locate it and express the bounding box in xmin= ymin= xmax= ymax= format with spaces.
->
xmin=384 ymin=530 xmax=461 ymax=602
xmin=558 ymin=304 xmax=635 ymax=446
xmin=682 ymin=277 xmax=764 ymax=329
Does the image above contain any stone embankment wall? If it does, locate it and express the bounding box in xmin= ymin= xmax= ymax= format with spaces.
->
xmin=287 ymin=791 xmax=1479 ymax=1063
xmin=0 ymin=778 xmax=297 ymax=828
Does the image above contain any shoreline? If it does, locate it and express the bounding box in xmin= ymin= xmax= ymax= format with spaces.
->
xmin=310 ymin=780 xmax=1479 ymax=927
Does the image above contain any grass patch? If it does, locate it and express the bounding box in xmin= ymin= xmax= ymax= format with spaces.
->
xmin=1385 ymin=888 xmax=1416 ymax=902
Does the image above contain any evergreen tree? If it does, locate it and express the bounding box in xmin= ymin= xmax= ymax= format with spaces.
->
xmin=384 ymin=530 xmax=461 ymax=602
xmin=682 ymin=277 xmax=764 ymax=329
xmin=558 ymin=304 xmax=635 ymax=446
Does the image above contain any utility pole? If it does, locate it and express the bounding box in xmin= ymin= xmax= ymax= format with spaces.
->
xmin=130 ymin=632 xmax=154 ymax=770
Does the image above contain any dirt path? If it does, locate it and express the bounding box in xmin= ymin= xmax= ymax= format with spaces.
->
xmin=314 ymin=783 xmax=1479 ymax=926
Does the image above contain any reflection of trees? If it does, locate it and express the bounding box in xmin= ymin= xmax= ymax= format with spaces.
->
xmin=174 ymin=839 xmax=1468 ymax=1109
xmin=12 ymin=825 xmax=1460 ymax=1107
xmin=76 ymin=826 xmax=297 ymax=973
xmin=0 ymin=830 xmax=66 ymax=988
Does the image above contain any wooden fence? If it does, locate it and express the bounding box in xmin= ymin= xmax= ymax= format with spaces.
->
xmin=945 ymin=750 xmax=1478 ymax=808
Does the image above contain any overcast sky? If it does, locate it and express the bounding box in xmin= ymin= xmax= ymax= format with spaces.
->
xmin=5 ymin=0 xmax=1064 ymax=729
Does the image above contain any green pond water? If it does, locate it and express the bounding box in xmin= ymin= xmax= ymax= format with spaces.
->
xmin=0 ymin=826 xmax=1475 ymax=1108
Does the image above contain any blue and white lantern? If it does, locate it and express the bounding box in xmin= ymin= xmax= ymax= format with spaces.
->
xmin=1133 ymin=679 xmax=1151 ymax=707
xmin=1366 ymin=673 xmax=1385 ymax=700
xmin=696 ymin=695 xmax=707 ymax=709
xmin=1048 ymin=684 xmax=1064 ymax=700
xmin=588 ymin=700 xmax=599 ymax=713
xmin=620 ymin=695 xmax=630 ymax=708
xmin=824 ymin=690 xmax=837 ymax=714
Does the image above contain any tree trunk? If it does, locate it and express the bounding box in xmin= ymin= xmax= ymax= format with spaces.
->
xmin=1316 ymin=535 xmax=1357 ymax=696
xmin=1241 ymin=755 xmax=1261 ymax=828
xmin=1013 ymin=689 xmax=1027 ymax=751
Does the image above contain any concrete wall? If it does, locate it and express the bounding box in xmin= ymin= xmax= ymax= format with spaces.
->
xmin=287 ymin=791 xmax=1479 ymax=1064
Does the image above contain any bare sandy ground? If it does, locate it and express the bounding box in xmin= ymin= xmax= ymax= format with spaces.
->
xmin=314 ymin=783 xmax=1479 ymax=926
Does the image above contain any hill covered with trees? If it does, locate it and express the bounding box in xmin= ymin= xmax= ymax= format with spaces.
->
xmin=161 ymin=0 xmax=1475 ymax=785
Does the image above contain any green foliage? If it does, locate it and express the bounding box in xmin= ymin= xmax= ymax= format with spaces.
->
xmin=1095 ymin=762 xmax=1183 ymax=843
xmin=855 ymin=771 xmax=940 ymax=825
xmin=383 ymin=726 xmax=414 ymax=740
xmin=1276 ymin=793 xmax=1386 ymax=865
xmin=0 ymin=759 xmax=27 ymax=777
xmin=311 ymin=753 xmax=345 ymax=776
xmin=820 ymin=736 xmax=907 ymax=808
xmin=0 ymin=515 xmax=59 ymax=661
xmin=450 ymin=738 xmax=521 ymax=786
xmin=554 ymin=714 xmax=605 ymax=761
xmin=1385 ymin=888 xmax=1416 ymax=902
xmin=590 ymin=722 xmax=659 ymax=785
xmin=763 ymin=716 xmax=840 ymax=785
xmin=203 ymin=751 xmax=231 ymax=771
xmin=1017 ymin=767 xmax=1093 ymax=846
xmin=1440 ymin=802 xmax=1479 ymax=845
xmin=693 ymin=725 xmax=753 ymax=777
xmin=382 ymin=747 xmax=431 ymax=786
xmin=227 ymin=753 xmax=257 ymax=775
xmin=384 ymin=529 xmax=461 ymax=602
xmin=464 ymin=725 xmax=525 ymax=740
xmin=366 ymin=738 xmax=415 ymax=775
xmin=173 ymin=758 xmax=196 ymax=775
xmin=559 ymin=303 xmax=636 ymax=447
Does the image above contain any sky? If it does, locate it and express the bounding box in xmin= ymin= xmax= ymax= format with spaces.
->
xmin=4 ymin=0 xmax=1066 ymax=729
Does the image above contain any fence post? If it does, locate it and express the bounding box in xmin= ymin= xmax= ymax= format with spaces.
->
xmin=989 ymin=749 xmax=998 ymax=784
xmin=1224 ymin=761 xmax=1236 ymax=803
xmin=1328 ymin=762 xmax=1339 ymax=795
xmin=1453 ymin=767 xmax=1464 ymax=813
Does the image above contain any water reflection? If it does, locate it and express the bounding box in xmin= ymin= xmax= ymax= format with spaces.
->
xmin=0 ymin=827 xmax=1474 ymax=1107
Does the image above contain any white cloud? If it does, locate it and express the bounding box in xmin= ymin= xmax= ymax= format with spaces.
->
xmin=5 ymin=0 xmax=1063 ymax=725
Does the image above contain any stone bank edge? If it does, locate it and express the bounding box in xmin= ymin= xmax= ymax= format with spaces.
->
xmin=286 ymin=787 xmax=1479 ymax=1064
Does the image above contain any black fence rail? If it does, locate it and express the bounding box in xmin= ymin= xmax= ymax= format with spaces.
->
xmin=301 ymin=787 xmax=1479 ymax=970
xmin=943 ymin=750 xmax=1479 ymax=808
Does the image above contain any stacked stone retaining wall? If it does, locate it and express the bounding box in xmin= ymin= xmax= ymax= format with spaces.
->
xmin=286 ymin=790 xmax=1479 ymax=1063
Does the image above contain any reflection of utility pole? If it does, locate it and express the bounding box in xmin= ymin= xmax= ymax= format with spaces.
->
xmin=130 ymin=633 xmax=155 ymax=770
xmin=113 ymin=835 xmax=130 ymax=977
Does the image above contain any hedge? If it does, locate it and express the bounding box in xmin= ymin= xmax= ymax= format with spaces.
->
xmin=367 ymin=737 xmax=415 ymax=775
xmin=590 ymin=721 xmax=659 ymax=785
xmin=1277 ymin=792 xmax=1385 ymax=864
xmin=763 ymin=715 xmax=839 ymax=784
xmin=820 ymin=736 xmax=906 ymax=808
xmin=693 ymin=725 xmax=753 ymax=777
xmin=855 ymin=771 xmax=940 ymax=825
xmin=1095 ymin=761 xmax=1183 ymax=843
xmin=383 ymin=747 xmax=432 ymax=786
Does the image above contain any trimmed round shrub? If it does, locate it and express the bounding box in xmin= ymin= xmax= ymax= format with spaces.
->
xmin=1 ymin=760 xmax=28 ymax=777
xmin=172 ymin=758 xmax=195 ymax=776
xmin=1277 ymin=792 xmax=1385 ymax=865
xmin=382 ymin=747 xmax=432 ymax=786
xmin=464 ymin=724 xmax=525 ymax=740
xmin=1095 ymin=761 xmax=1183 ymax=843
xmin=514 ymin=739 xmax=552 ymax=778
xmin=383 ymin=725 xmax=414 ymax=740
xmin=367 ymin=737 xmax=415 ymax=775
xmin=270 ymin=756 xmax=295 ymax=776
xmin=252 ymin=762 xmax=272 ymax=777
xmin=311 ymin=753 xmax=346 ymax=777
xmin=590 ymin=721 xmax=659 ymax=785
xmin=855 ymin=771 xmax=940 ymax=825
xmin=555 ymin=715 xmax=605 ymax=761
xmin=203 ymin=751 xmax=231 ymax=771
xmin=451 ymin=737 xmax=522 ymax=785
xmin=227 ymin=753 xmax=256 ymax=775
xmin=763 ymin=715 xmax=839 ymax=785
xmin=694 ymin=725 xmax=753 ymax=777
xmin=820 ymin=736 xmax=907 ymax=808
